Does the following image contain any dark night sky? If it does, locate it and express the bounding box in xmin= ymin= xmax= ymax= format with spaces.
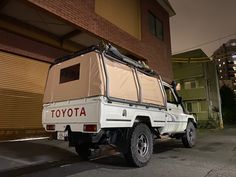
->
xmin=169 ymin=0 xmax=236 ymax=57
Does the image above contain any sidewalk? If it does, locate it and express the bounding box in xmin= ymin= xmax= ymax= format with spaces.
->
xmin=0 ymin=138 xmax=117 ymax=176
xmin=0 ymin=138 xmax=77 ymax=173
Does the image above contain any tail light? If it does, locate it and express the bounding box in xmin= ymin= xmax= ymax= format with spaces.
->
xmin=46 ymin=124 xmax=55 ymax=131
xmin=83 ymin=124 xmax=97 ymax=132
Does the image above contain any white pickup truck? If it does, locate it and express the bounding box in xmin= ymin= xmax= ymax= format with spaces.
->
xmin=42 ymin=44 xmax=197 ymax=167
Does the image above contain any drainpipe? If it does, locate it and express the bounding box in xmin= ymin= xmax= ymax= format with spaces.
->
xmin=214 ymin=62 xmax=224 ymax=129
xmin=203 ymin=63 xmax=210 ymax=123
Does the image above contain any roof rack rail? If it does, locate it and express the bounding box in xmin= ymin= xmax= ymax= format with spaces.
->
xmin=54 ymin=43 xmax=158 ymax=76
xmin=54 ymin=45 xmax=99 ymax=64
xmin=105 ymin=44 xmax=157 ymax=76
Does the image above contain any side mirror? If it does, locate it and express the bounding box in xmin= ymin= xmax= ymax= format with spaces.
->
xmin=176 ymin=83 xmax=181 ymax=91
xmin=171 ymin=81 xmax=181 ymax=91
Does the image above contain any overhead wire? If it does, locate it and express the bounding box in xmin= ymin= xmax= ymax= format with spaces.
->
xmin=172 ymin=32 xmax=236 ymax=56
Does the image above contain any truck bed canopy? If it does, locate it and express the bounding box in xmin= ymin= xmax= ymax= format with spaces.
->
xmin=43 ymin=46 xmax=165 ymax=107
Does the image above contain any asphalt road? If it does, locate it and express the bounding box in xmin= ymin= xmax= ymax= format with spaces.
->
xmin=0 ymin=127 xmax=236 ymax=177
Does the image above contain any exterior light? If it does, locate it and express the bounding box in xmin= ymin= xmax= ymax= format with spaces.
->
xmin=231 ymin=42 xmax=236 ymax=46
xmin=219 ymin=64 xmax=222 ymax=67
xmin=83 ymin=124 xmax=97 ymax=132
xmin=218 ymin=59 xmax=221 ymax=62
xmin=232 ymin=54 xmax=236 ymax=59
xmin=46 ymin=124 xmax=55 ymax=131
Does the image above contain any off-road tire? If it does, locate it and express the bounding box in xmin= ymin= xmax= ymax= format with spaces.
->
xmin=124 ymin=123 xmax=153 ymax=167
xmin=75 ymin=143 xmax=91 ymax=160
xmin=182 ymin=121 xmax=197 ymax=148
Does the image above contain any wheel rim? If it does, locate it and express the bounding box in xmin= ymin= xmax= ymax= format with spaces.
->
xmin=136 ymin=134 xmax=149 ymax=157
xmin=188 ymin=127 xmax=196 ymax=144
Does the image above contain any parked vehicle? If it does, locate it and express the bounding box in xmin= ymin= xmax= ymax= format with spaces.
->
xmin=42 ymin=44 xmax=197 ymax=167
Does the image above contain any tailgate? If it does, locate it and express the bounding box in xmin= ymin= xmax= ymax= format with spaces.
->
xmin=42 ymin=97 xmax=101 ymax=132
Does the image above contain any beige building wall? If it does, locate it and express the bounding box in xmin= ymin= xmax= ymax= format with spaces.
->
xmin=95 ymin=0 xmax=141 ymax=39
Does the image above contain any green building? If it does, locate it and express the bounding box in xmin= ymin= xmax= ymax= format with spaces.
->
xmin=172 ymin=49 xmax=223 ymax=128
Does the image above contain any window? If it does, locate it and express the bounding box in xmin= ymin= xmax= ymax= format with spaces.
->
xmin=186 ymin=102 xmax=194 ymax=112
xmin=60 ymin=64 xmax=80 ymax=84
xmin=184 ymin=80 xmax=198 ymax=89
xmin=185 ymin=101 xmax=206 ymax=113
xmin=164 ymin=86 xmax=177 ymax=104
xmin=148 ymin=11 xmax=164 ymax=40
xmin=185 ymin=102 xmax=199 ymax=113
xmin=200 ymin=101 xmax=207 ymax=112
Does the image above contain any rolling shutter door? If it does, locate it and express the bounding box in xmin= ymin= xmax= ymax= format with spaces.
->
xmin=0 ymin=51 xmax=50 ymax=130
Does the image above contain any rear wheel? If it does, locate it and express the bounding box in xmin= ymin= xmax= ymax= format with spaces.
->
xmin=124 ymin=123 xmax=153 ymax=167
xmin=75 ymin=143 xmax=91 ymax=160
xmin=182 ymin=121 xmax=197 ymax=148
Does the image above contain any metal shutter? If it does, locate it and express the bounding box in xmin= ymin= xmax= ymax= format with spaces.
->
xmin=0 ymin=51 xmax=50 ymax=130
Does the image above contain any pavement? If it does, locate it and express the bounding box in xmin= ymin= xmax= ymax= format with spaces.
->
xmin=0 ymin=127 xmax=236 ymax=177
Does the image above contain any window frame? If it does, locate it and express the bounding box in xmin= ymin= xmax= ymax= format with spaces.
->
xmin=59 ymin=63 xmax=80 ymax=84
xmin=184 ymin=80 xmax=199 ymax=89
xmin=164 ymin=86 xmax=178 ymax=104
xmin=148 ymin=11 xmax=164 ymax=40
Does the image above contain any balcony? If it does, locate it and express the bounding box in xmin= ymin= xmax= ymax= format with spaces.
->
xmin=178 ymin=87 xmax=206 ymax=100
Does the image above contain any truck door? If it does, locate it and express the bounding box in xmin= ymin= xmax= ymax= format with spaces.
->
xmin=164 ymin=86 xmax=184 ymax=132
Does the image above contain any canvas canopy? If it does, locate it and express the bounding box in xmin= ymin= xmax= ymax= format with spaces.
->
xmin=43 ymin=51 xmax=165 ymax=107
xmin=43 ymin=52 xmax=105 ymax=103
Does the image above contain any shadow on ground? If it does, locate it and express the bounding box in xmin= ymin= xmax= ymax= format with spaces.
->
xmin=0 ymin=138 xmax=187 ymax=177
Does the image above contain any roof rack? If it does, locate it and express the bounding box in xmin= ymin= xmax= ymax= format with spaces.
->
xmin=54 ymin=45 xmax=98 ymax=64
xmin=104 ymin=44 xmax=157 ymax=76
xmin=54 ymin=43 xmax=158 ymax=76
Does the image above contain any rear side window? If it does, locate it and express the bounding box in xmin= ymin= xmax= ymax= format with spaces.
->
xmin=60 ymin=64 xmax=80 ymax=84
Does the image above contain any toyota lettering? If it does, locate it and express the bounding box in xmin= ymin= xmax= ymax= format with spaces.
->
xmin=51 ymin=107 xmax=86 ymax=118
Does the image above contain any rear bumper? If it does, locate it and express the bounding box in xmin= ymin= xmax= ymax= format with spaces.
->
xmin=43 ymin=123 xmax=101 ymax=133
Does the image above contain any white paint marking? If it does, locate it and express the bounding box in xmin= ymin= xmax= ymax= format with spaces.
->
xmin=0 ymin=137 xmax=49 ymax=143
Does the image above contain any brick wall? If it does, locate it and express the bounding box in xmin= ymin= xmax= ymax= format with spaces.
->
xmin=140 ymin=0 xmax=173 ymax=82
xmin=27 ymin=0 xmax=173 ymax=82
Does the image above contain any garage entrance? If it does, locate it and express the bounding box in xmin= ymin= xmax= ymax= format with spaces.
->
xmin=0 ymin=51 xmax=50 ymax=140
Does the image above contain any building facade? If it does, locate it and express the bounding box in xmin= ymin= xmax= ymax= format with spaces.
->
xmin=0 ymin=0 xmax=175 ymax=139
xmin=172 ymin=50 xmax=222 ymax=128
xmin=213 ymin=39 xmax=236 ymax=94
